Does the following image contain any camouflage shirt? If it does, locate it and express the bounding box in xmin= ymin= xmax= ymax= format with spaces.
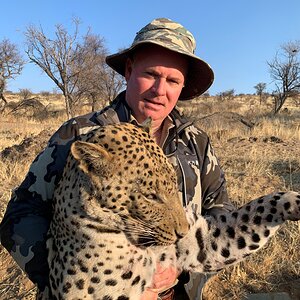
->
xmin=0 ymin=91 xmax=233 ymax=299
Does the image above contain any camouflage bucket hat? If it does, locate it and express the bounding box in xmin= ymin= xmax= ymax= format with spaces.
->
xmin=106 ymin=18 xmax=214 ymax=100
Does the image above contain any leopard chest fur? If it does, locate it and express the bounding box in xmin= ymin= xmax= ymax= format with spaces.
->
xmin=47 ymin=216 xmax=159 ymax=300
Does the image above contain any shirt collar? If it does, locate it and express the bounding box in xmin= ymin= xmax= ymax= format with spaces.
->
xmin=129 ymin=114 xmax=174 ymax=148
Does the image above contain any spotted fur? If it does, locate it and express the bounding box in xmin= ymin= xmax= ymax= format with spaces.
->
xmin=38 ymin=122 xmax=300 ymax=300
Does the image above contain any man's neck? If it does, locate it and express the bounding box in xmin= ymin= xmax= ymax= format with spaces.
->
xmin=151 ymin=117 xmax=174 ymax=147
xmin=152 ymin=123 xmax=163 ymax=145
xmin=148 ymin=117 xmax=167 ymax=144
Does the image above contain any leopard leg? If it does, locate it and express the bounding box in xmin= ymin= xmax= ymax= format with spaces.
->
xmin=176 ymin=191 xmax=300 ymax=273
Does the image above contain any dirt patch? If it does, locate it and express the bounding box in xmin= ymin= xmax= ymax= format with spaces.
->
xmin=0 ymin=129 xmax=53 ymax=162
xmin=3 ymin=98 xmax=45 ymax=117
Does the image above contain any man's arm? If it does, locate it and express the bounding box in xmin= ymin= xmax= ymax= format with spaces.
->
xmin=180 ymin=126 xmax=235 ymax=300
xmin=188 ymin=125 xmax=235 ymax=215
xmin=0 ymin=121 xmax=78 ymax=291
xmin=199 ymin=137 xmax=235 ymax=215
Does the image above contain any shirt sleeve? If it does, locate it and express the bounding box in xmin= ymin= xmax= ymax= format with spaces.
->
xmin=0 ymin=119 xmax=78 ymax=290
xmin=182 ymin=126 xmax=236 ymax=300
xmin=190 ymin=127 xmax=235 ymax=216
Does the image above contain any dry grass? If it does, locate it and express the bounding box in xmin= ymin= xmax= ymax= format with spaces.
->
xmin=0 ymin=93 xmax=299 ymax=299
xmin=0 ymin=153 xmax=38 ymax=299
xmin=188 ymin=97 xmax=300 ymax=299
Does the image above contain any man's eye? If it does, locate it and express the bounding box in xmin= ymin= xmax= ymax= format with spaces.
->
xmin=168 ymin=79 xmax=180 ymax=85
xmin=145 ymin=72 xmax=155 ymax=77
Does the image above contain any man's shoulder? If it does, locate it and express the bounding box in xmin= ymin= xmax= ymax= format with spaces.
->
xmin=63 ymin=110 xmax=102 ymax=129
xmin=172 ymin=108 xmax=209 ymax=140
xmin=54 ymin=106 xmax=117 ymax=139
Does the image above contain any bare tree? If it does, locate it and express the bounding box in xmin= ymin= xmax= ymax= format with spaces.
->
xmin=254 ymin=82 xmax=267 ymax=105
xmin=19 ymin=88 xmax=32 ymax=100
xmin=73 ymin=34 xmax=125 ymax=111
xmin=25 ymin=19 xmax=101 ymax=118
xmin=267 ymin=41 xmax=300 ymax=114
xmin=25 ymin=21 xmax=77 ymax=117
xmin=0 ymin=39 xmax=24 ymax=107
xmin=217 ymin=89 xmax=235 ymax=101
xmin=101 ymin=65 xmax=125 ymax=104
xmin=25 ymin=20 xmax=125 ymax=117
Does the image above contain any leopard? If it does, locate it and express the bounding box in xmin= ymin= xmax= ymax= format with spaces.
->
xmin=38 ymin=121 xmax=300 ymax=300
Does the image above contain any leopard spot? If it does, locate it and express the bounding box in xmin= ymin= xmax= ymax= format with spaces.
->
xmin=75 ymin=279 xmax=84 ymax=290
xmin=226 ymin=226 xmax=235 ymax=239
xmin=213 ymin=228 xmax=221 ymax=238
xmin=253 ymin=216 xmax=262 ymax=225
xmin=221 ymin=248 xmax=230 ymax=258
xmin=62 ymin=282 xmax=72 ymax=293
xmin=131 ymin=276 xmax=141 ymax=286
xmin=67 ymin=269 xmax=76 ymax=275
xmin=159 ymin=253 xmax=166 ymax=261
xmin=224 ymin=258 xmax=236 ymax=265
xmin=266 ymin=214 xmax=273 ymax=222
xmin=256 ymin=206 xmax=265 ymax=214
xmin=241 ymin=214 xmax=249 ymax=222
xmin=252 ymin=233 xmax=260 ymax=243
xmin=105 ymin=279 xmax=117 ymax=286
xmin=211 ymin=241 xmax=218 ymax=251
xmin=117 ymin=296 xmax=130 ymax=300
xmin=249 ymin=244 xmax=260 ymax=250
xmin=237 ymin=237 xmax=246 ymax=249
xmin=121 ymin=271 xmax=133 ymax=280
xmin=91 ymin=276 xmax=100 ymax=283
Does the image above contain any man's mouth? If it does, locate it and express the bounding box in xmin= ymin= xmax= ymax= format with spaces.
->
xmin=144 ymin=98 xmax=164 ymax=106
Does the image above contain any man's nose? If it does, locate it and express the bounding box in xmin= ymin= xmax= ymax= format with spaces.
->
xmin=153 ymin=78 xmax=166 ymax=96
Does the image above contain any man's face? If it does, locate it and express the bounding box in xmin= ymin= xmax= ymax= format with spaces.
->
xmin=125 ymin=45 xmax=187 ymax=125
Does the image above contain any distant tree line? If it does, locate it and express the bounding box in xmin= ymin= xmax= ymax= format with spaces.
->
xmin=0 ymin=18 xmax=299 ymax=115
xmin=0 ymin=18 xmax=124 ymax=117
xmin=210 ymin=41 xmax=300 ymax=114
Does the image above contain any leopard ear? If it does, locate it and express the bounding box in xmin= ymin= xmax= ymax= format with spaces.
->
xmin=71 ymin=141 xmax=112 ymax=175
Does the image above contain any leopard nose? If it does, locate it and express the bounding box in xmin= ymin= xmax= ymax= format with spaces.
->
xmin=175 ymin=227 xmax=188 ymax=239
xmin=175 ymin=231 xmax=184 ymax=239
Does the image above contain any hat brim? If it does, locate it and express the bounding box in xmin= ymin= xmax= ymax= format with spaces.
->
xmin=106 ymin=41 xmax=214 ymax=100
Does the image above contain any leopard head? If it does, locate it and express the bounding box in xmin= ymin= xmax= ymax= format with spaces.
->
xmin=70 ymin=122 xmax=189 ymax=247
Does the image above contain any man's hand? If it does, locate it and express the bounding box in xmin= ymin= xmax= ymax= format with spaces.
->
xmin=140 ymin=264 xmax=179 ymax=300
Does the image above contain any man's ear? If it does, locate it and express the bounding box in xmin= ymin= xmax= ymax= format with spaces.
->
xmin=71 ymin=141 xmax=112 ymax=175
xmin=125 ymin=58 xmax=133 ymax=82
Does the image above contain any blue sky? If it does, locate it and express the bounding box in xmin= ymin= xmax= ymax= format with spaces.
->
xmin=1 ymin=0 xmax=299 ymax=95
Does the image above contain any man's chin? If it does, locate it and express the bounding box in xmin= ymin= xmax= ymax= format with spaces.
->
xmin=142 ymin=111 xmax=162 ymax=122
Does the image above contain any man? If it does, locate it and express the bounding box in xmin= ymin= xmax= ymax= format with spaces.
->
xmin=0 ymin=18 xmax=234 ymax=299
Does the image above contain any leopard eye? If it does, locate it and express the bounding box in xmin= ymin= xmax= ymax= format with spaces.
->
xmin=147 ymin=194 xmax=157 ymax=200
